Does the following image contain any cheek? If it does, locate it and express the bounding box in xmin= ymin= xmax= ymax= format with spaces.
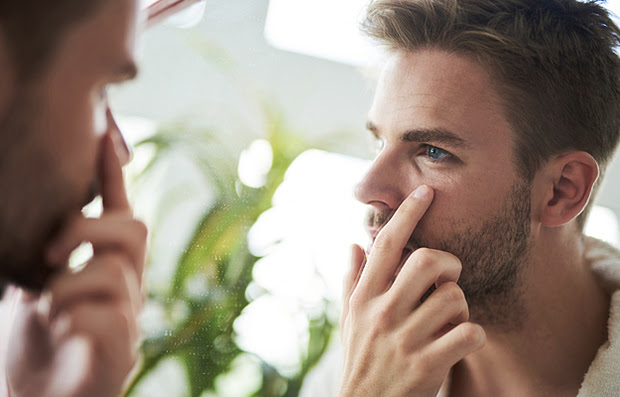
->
xmin=416 ymin=174 xmax=496 ymax=232
xmin=47 ymin=107 xmax=102 ymax=190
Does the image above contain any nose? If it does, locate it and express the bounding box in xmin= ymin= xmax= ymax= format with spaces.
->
xmin=106 ymin=107 xmax=131 ymax=166
xmin=354 ymin=149 xmax=414 ymax=211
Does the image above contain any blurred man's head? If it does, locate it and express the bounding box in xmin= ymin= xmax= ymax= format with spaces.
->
xmin=357 ymin=0 xmax=620 ymax=328
xmin=0 ymin=0 xmax=140 ymax=291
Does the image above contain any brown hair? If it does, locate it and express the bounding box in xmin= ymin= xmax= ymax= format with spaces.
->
xmin=0 ymin=0 xmax=105 ymax=81
xmin=362 ymin=0 xmax=620 ymax=228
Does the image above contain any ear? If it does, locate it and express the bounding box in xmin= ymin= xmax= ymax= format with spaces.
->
xmin=0 ymin=26 xmax=15 ymax=119
xmin=537 ymin=152 xmax=599 ymax=227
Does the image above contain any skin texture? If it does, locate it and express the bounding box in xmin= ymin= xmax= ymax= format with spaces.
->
xmin=0 ymin=0 xmax=138 ymax=291
xmin=358 ymin=49 xmax=532 ymax=328
xmin=340 ymin=49 xmax=609 ymax=396
xmin=6 ymin=136 xmax=146 ymax=397
xmin=0 ymin=0 xmax=146 ymax=396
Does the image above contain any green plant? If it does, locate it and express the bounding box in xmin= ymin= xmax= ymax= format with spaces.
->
xmin=124 ymin=108 xmax=335 ymax=397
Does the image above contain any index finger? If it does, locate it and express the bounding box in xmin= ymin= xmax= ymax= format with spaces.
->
xmin=100 ymin=133 xmax=131 ymax=213
xmin=357 ymin=185 xmax=434 ymax=297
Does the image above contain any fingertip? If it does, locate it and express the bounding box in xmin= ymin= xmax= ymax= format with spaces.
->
xmin=101 ymin=132 xmax=131 ymax=212
xmin=103 ymin=133 xmax=122 ymax=175
xmin=412 ymin=185 xmax=434 ymax=200
xmin=350 ymin=243 xmax=364 ymax=258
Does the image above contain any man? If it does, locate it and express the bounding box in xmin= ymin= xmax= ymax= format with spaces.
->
xmin=302 ymin=0 xmax=620 ymax=396
xmin=0 ymin=0 xmax=147 ymax=396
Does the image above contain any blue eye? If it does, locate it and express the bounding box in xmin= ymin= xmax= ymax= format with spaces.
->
xmin=426 ymin=145 xmax=451 ymax=160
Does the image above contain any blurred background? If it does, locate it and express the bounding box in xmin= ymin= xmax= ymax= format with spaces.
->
xmin=105 ymin=0 xmax=620 ymax=395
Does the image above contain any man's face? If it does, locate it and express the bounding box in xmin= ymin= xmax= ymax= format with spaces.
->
xmin=356 ymin=49 xmax=533 ymax=324
xmin=0 ymin=0 xmax=140 ymax=290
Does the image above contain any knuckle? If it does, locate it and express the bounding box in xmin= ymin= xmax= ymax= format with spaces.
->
xmin=347 ymin=290 xmax=366 ymax=316
xmin=110 ymin=304 xmax=136 ymax=338
xmin=394 ymin=332 xmax=409 ymax=353
xmin=447 ymin=251 xmax=462 ymax=266
xmin=447 ymin=252 xmax=463 ymax=274
xmin=104 ymin=255 xmax=129 ymax=278
xmin=131 ymin=219 xmax=149 ymax=240
xmin=456 ymin=323 xmax=485 ymax=347
xmin=375 ymin=300 xmax=396 ymax=325
xmin=441 ymin=282 xmax=465 ymax=303
xmin=411 ymin=248 xmax=437 ymax=270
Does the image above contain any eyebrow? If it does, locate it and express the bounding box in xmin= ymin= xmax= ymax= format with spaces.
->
xmin=366 ymin=121 xmax=472 ymax=150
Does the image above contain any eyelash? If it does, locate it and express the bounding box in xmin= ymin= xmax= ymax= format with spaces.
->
xmin=422 ymin=144 xmax=453 ymax=162
xmin=371 ymin=139 xmax=456 ymax=164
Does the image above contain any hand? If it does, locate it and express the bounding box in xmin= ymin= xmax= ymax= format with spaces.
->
xmin=5 ymin=134 xmax=147 ymax=397
xmin=339 ymin=185 xmax=485 ymax=397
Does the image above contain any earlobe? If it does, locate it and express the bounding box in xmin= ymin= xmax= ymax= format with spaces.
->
xmin=539 ymin=152 xmax=599 ymax=227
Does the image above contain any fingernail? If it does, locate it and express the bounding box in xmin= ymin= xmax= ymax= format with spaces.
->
xmin=412 ymin=185 xmax=432 ymax=199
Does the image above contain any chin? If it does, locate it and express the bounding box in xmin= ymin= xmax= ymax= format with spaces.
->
xmin=0 ymin=191 xmax=80 ymax=292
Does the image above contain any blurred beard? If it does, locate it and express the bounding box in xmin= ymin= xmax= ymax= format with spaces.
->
xmin=366 ymin=182 xmax=532 ymax=331
xmin=0 ymin=88 xmax=98 ymax=292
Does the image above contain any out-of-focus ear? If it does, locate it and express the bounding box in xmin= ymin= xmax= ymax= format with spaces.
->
xmin=0 ymin=27 xmax=15 ymax=119
xmin=536 ymin=152 xmax=599 ymax=227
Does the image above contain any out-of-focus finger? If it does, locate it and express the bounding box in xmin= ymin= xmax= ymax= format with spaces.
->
xmin=47 ymin=253 xmax=142 ymax=321
xmin=45 ymin=215 xmax=147 ymax=279
xmin=357 ymin=185 xmax=434 ymax=297
xmin=50 ymin=302 xmax=139 ymax=376
xmin=389 ymin=249 xmax=461 ymax=315
xmin=341 ymin=244 xmax=366 ymax=332
xmin=100 ymin=133 xmax=131 ymax=214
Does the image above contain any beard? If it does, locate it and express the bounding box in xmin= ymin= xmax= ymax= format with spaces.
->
xmin=0 ymin=86 xmax=97 ymax=292
xmin=367 ymin=182 xmax=532 ymax=331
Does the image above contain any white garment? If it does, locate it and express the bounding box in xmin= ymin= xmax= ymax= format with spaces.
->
xmin=300 ymin=237 xmax=620 ymax=397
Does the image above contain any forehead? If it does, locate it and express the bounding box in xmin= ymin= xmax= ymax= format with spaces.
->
xmin=369 ymin=49 xmax=515 ymax=150
xmin=49 ymin=0 xmax=140 ymax=82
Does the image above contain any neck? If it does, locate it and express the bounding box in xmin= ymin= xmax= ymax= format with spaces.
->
xmin=451 ymin=226 xmax=610 ymax=397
